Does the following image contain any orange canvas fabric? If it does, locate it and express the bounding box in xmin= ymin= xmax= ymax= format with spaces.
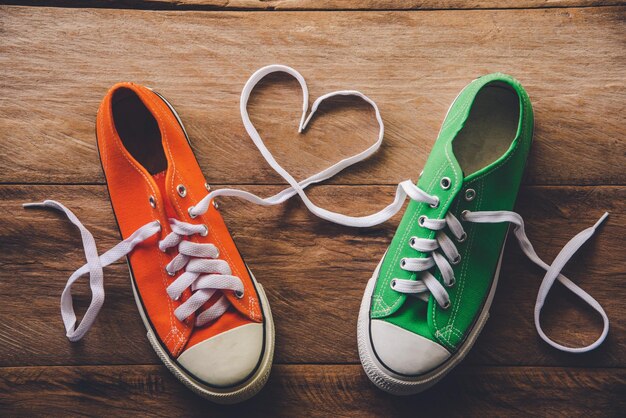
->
xmin=97 ymin=82 xmax=262 ymax=357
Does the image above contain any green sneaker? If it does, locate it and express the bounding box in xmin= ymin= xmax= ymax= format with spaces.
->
xmin=357 ymin=74 xmax=609 ymax=395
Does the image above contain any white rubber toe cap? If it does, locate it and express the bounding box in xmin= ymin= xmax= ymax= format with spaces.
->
xmin=371 ymin=319 xmax=451 ymax=376
xmin=177 ymin=323 xmax=264 ymax=388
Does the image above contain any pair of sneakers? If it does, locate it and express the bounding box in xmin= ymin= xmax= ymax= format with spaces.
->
xmin=27 ymin=65 xmax=609 ymax=402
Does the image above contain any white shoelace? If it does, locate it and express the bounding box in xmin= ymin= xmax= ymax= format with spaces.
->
xmin=23 ymin=200 xmax=162 ymax=342
xmin=159 ymin=219 xmax=244 ymax=326
xmin=392 ymin=204 xmax=610 ymax=353
xmin=188 ymin=64 xmax=427 ymax=227
xmin=25 ymin=65 xmax=609 ymax=353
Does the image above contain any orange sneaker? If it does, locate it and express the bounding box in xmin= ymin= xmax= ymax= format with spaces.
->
xmin=27 ymin=83 xmax=274 ymax=403
xmin=24 ymin=64 xmax=404 ymax=402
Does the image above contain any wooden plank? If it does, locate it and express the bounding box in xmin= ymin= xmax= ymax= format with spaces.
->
xmin=4 ymin=0 xmax=624 ymax=11
xmin=1 ymin=6 xmax=624 ymax=186
xmin=2 ymin=184 xmax=624 ymax=367
xmin=0 ymin=364 xmax=624 ymax=417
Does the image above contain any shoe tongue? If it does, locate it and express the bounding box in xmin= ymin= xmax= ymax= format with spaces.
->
xmin=152 ymin=170 xmax=178 ymax=220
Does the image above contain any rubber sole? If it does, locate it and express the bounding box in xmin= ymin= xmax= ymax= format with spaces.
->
xmin=357 ymin=240 xmax=506 ymax=395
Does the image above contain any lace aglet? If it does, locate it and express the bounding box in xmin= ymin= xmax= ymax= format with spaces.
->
xmin=299 ymin=110 xmax=315 ymax=133
xmin=23 ymin=201 xmax=48 ymax=209
xmin=298 ymin=120 xmax=307 ymax=133
xmin=593 ymin=212 xmax=609 ymax=229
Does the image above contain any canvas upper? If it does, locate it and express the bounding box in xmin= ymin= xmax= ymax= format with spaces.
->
xmin=370 ymin=74 xmax=533 ymax=364
xmin=96 ymin=82 xmax=265 ymax=386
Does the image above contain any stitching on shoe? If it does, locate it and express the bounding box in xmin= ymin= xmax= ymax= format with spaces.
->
xmin=146 ymin=92 xmax=255 ymax=319
xmin=432 ymin=84 xmax=528 ymax=347
xmin=444 ymin=180 xmax=482 ymax=345
xmin=139 ymin=92 xmax=187 ymax=343
xmin=431 ymin=143 xmax=464 ymax=337
xmin=373 ymin=163 xmax=445 ymax=315
xmin=98 ymin=110 xmax=110 ymax=173
xmin=432 ymin=161 xmax=481 ymax=348
xmin=432 ymin=189 xmax=461 ymax=340
xmin=104 ymin=93 xmax=180 ymax=343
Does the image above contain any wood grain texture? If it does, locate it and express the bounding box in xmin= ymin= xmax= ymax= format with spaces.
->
xmin=3 ymin=0 xmax=625 ymax=10
xmin=1 ymin=365 xmax=624 ymax=417
xmin=2 ymin=2 xmax=625 ymax=415
xmin=2 ymin=184 xmax=624 ymax=367
xmin=1 ymin=6 xmax=625 ymax=186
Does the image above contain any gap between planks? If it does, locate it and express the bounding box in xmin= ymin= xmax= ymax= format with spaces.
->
xmin=3 ymin=182 xmax=626 ymax=187
xmin=2 ymin=6 xmax=624 ymax=186
xmin=1 ymin=363 xmax=625 ymax=369
xmin=1 ymin=0 xmax=624 ymax=12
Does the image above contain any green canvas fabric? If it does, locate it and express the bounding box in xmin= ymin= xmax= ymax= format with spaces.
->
xmin=370 ymin=73 xmax=534 ymax=351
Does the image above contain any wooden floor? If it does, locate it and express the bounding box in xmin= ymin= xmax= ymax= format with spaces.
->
xmin=1 ymin=1 xmax=625 ymax=416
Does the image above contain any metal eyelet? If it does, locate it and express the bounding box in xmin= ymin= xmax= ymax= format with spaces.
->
xmin=418 ymin=170 xmax=424 ymax=179
xmin=457 ymin=232 xmax=467 ymax=243
xmin=442 ymin=301 xmax=451 ymax=310
xmin=465 ymin=188 xmax=476 ymax=202
xmin=429 ymin=196 xmax=440 ymax=209
xmin=409 ymin=237 xmax=417 ymax=247
xmin=400 ymin=258 xmax=407 ymax=268
xmin=418 ymin=215 xmax=427 ymax=226
xmin=234 ymin=290 xmax=244 ymax=299
xmin=451 ymin=255 xmax=461 ymax=265
xmin=149 ymin=196 xmax=156 ymax=208
xmin=205 ymin=183 xmax=211 ymax=192
xmin=200 ymin=224 xmax=209 ymax=237
xmin=177 ymin=184 xmax=187 ymax=197
xmin=446 ymin=277 xmax=456 ymax=288
xmin=188 ymin=206 xmax=197 ymax=219
xmin=165 ymin=267 xmax=175 ymax=277
xmin=213 ymin=200 xmax=219 ymax=209
xmin=460 ymin=210 xmax=469 ymax=221
xmin=440 ymin=177 xmax=451 ymax=190
xmin=390 ymin=279 xmax=397 ymax=289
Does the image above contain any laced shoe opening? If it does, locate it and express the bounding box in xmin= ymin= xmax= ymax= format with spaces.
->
xmin=112 ymin=87 xmax=167 ymax=175
xmin=452 ymin=82 xmax=520 ymax=176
